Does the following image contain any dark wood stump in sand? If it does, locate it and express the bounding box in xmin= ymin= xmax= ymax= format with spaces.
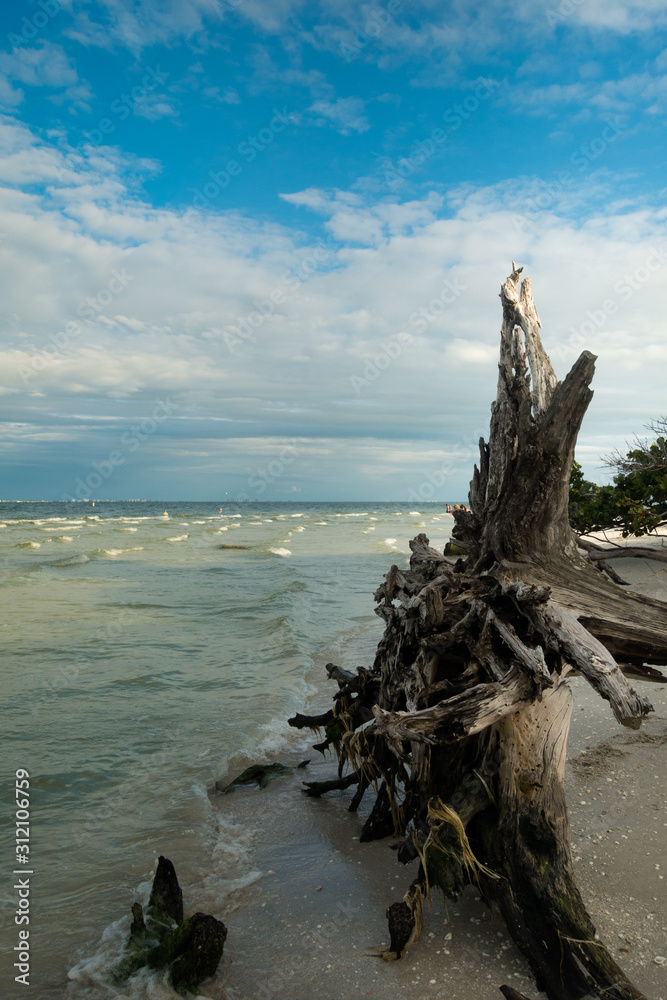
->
xmin=289 ymin=264 xmax=667 ymax=1000
xmin=114 ymin=855 xmax=227 ymax=995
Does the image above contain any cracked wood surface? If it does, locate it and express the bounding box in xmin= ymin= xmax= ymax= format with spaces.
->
xmin=289 ymin=265 xmax=662 ymax=1000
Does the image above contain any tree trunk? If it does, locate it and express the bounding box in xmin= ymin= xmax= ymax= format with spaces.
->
xmin=114 ymin=856 xmax=227 ymax=993
xmin=289 ymin=265 xmax=667 ymax=1000
xmin=452 ymin=264 xmax=667 ymax=666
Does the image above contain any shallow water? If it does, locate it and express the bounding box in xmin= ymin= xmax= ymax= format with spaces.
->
xmin=0 ymin=500 xmax=457 ymax=998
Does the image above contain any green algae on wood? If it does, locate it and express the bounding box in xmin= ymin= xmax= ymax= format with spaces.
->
xmin=216 ymin=760 xmax=309 ymax=793
xmin=287 ymin=265 xmax=658 ymax=1000
xmin=114 ymin=856 xmax=226 ymax=995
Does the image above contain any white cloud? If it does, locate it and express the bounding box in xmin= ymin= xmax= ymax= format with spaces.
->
xmin=307 ymin=97 xmax=370 ymax=134
xmin=224 ymin=0 xmax=305 ymax=32
xmin=1 ymin=117 xmax=667 ymax=496
xmin=48 ymin=82 xmax=95 ymax=114
xmin=0 ymin=42 xmax=78 ymax=89
xmin=509 ymin=69 xmax=667 ymax=120
xmin=49 ymin=0 xmax=667 ymax=78
xmin=279 ymin=187 xmax=328 ymax=211
xmin=0 ymin=116 xmax=83 ymax=185
xmin=133 ymin=97 xmax=178 ymax=121
xmin=298 ymin=0 xmax=667 ymax=95
xmin=247 ymin=46 xmax=331 ymax=99
xmin=65 ymin=0 xmax=223 ymax=52
xmin=201 ymin=86 xmax=242 ymax=104
xmin=0 ymin=77 xmax=23 ymax=109
xmin=447 ymin=339 xmax=497 ymax=365
xmin=559 ymin=0 xmax=667 ymax=31
xmin=280 ymin=188 xmax=443 ymax=243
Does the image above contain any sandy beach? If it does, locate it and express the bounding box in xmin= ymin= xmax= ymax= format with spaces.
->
xmin=202 ymin=547 xmax=667 ymax=1000
xmin=6 ymin=7 xmax=667 ymax=995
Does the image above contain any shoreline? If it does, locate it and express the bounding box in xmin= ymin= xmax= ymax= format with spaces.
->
xmin=205 ymin=549 xmax=667 ymax=1000
xmin=60 ymin=536 xmax=666 ymax=999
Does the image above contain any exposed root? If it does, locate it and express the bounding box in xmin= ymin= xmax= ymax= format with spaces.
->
xmin=287 ymin=265 xmax=660 ymax=1000
xmin=426 ymin=798 xmax=501 ymax=885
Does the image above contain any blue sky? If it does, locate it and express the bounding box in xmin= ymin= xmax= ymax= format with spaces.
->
xmin=1 ymin=0 xmax=666 ymax=500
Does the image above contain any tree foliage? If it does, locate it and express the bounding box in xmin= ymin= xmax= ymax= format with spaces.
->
xmin=604 ymin=416 xmax=667 ymax=474
xmin=569 ymin=419 xmax=667 ymax=537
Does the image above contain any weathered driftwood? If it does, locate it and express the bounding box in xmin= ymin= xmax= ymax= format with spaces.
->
xmin=215 ymin=759 xmax=310 ymax=793
xmin=289 ymin=265 xmax=667 ymax=1000
xmin=114 ymin=856 xmax=227 ymax=994
xmin=500 ymin=988 xmax=537 ymax=1000
xmin=576 ymin=534 xmax=667 ymax=565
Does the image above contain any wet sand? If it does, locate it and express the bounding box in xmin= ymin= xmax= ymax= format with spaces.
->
xmin=201 ymin=552 xmax=666 ymax=1000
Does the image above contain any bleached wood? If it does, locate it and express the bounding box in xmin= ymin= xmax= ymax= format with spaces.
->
xmin=290 ymin=265 xmax=658 ymax=1000
xmin=539 ymin=602 xmax=652 ymax=727
xmin=577 ymin=535 xmax=667 ymax=564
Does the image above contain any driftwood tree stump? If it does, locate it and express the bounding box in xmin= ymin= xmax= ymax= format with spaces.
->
xmin=114 ymin=856 xmax=227 ymax=994
xmin=290 ymin=265 xmax=667 ymax=1000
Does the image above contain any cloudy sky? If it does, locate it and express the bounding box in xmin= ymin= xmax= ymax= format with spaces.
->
xmin=1 ymin=0 xmax=666 ymax=500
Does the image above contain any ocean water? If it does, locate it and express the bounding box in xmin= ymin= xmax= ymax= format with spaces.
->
xmin=0 ymin=500 xmax=457 ymax=998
